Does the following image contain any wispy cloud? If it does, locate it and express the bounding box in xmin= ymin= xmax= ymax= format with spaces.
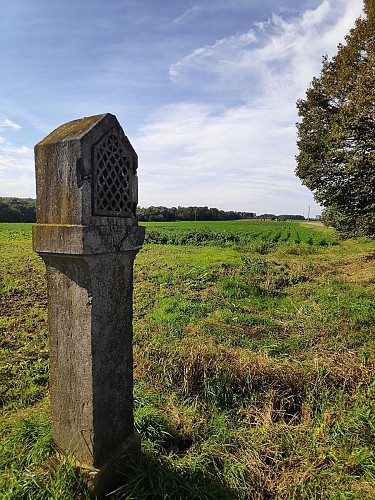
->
xmin=169 ymin=0 xmax=361 ymax=101
xmin=0 ymin=117 xmax=34 ymax=197
xmin=136 ymin=0 xmax=363 ymax=214
xmin=169 ymin=31 xmax=257 ymax=84
xmin=173 ymin=4 xmax=202 ymax=24
xmin=0 ymin=118 xmax=21 ymax=131
xmin=0 ymin=0 xmax=363 ymax=211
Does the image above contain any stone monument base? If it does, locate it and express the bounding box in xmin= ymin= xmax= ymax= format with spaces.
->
xmin=86 ymin=433 xmax=141 ymax=498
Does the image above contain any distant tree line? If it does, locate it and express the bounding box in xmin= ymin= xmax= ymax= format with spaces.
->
xmin=256 ymin=214 xmax=306 ymax=221
xmin=138 ymin=207 xmax=307 ymax=222
xmin=138 ymin=206 xmax=256 ymax=222
xmin=0 ymin=197 xmax=36 ymax=222
xmin=0 ymin=198 xmax=306 ymax=223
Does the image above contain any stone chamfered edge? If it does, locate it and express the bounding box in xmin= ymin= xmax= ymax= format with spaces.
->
xmin=33 ymin=224 xmax=145 ymax=255
xmin=33 ymin=113 xmax=145 ymax=255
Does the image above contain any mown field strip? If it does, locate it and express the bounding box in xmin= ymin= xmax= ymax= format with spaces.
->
xmin=141 ymin=220 xmax=338 ymax=247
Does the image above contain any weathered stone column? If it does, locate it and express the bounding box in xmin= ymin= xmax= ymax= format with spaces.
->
xmin=32 ymin=114 xmax=144 ymax=492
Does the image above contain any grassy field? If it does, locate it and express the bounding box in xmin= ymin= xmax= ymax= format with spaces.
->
xmin=0 ymin=221 xmax=374 ymax=498
xmin=142 ymin=220 xmax=338 ymax=247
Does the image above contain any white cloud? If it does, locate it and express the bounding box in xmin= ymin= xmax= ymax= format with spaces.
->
xmin=169 ymin=31 xmax=257 ymax=83
xmin=0 ymin=139 xmax=35 ymax=196
xmin=136 ymin=102 xmax=312 ymax=213
xmin=0 ymin=113 xmax=38 ymax=196
xmin=170 ymin=0 xmax=362 ymax=102
xmin=0 ymin=171 xmax=36 ymax=197
xmin=136 ymin=0 xmax=363 ymax=214
xmin=173 ymin=5 xmax=202 ymax=24
xmin=0 ymin=118 xmax=21 ymax=131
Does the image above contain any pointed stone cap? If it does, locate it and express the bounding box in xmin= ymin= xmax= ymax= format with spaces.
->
xmin=35 ymin=113 xmax=138 ymax=226
xmin=33 ymin=114 xmax=144 ymax=255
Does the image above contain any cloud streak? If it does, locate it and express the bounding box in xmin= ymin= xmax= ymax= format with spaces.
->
xmin=136 ymin=0 xmax=363 ymax=215
xmin=0 ymin=0 xmax=364 ymax=215
xmin=0 ymin=118 xmax=21 ymax=131
xmin=0 ymin=116 xmax=34 ymax=197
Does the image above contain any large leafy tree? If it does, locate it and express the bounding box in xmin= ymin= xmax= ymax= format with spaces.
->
xmin=296 ymin=0 xmax=375 ymax=237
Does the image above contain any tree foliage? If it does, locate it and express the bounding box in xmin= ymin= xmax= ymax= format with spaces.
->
xmin=0 ymin=198 xmax=36 ymax=222
xmin=0 ymin=200 xmax=306 ymax=224
xmin=296 ymin=0 xmax=375 ymax=237
xmin=137 ymin=206 xmax=256 ymax=222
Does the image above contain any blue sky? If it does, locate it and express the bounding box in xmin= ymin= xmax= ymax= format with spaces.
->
xmin=0 ymin=0 xmax=364 ymax=216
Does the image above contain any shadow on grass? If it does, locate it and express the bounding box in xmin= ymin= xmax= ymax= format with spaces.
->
xmin=108 ymin=451 xmax=237 ymax=500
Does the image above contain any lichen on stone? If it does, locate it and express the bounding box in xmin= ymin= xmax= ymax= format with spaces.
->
xmin=38 ymin=114 xmax=107 ymax=145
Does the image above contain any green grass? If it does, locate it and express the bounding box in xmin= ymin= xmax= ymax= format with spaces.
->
xmin=1 ymin=221 xmax=374 ymax=498
xmin=141 ymin=220 xmax=339 ymax=248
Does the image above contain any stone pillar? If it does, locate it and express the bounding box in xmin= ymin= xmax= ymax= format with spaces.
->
xmin=32 ymin=114 xmax=144 ymax=492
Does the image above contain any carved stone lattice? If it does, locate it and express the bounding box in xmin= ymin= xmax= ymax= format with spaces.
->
xmin=93 ymin=129 xmax=132 ymax=216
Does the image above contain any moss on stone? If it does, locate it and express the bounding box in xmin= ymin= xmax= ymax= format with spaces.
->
xmin=38 ymin=114 xmax=107 ymax=145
